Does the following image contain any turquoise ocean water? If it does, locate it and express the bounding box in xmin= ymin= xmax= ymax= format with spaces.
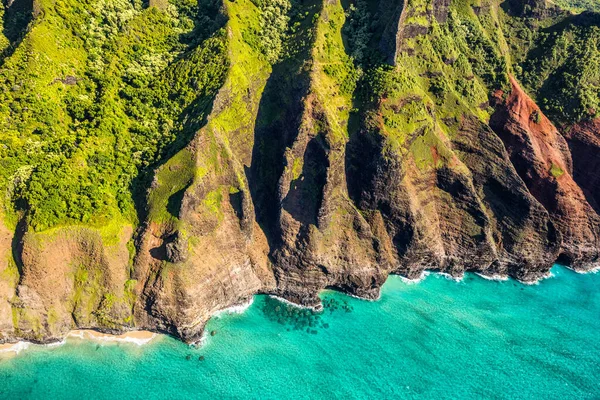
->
xmin=1 ymin=265 xmax=599 ymax=399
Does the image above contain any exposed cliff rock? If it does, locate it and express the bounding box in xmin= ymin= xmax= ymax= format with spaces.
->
xmin=506 ymin=0 xmax=561 ymax=18
xmin=131 ymin=2 xmax=276 ymax=341
xmin=0 ymin=0 xmax=599 ymax=344
xmin=7 ymin=225 xmax=134 ymax=342
xmin=0 ymin=220 xmax=17 ymax=341
xmin=490 ymin=78 xmax=600 ymax=269
xmin=563 ymin=119 xmax=600 ymax=214
xmin=451 ymin=117 xmax=560 ymax=279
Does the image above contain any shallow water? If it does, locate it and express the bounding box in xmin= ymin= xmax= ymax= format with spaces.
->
xmin=1 ymin=265 xmax=599 ymax=399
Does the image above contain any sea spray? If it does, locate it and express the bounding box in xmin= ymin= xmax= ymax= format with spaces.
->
xmin=211 ymin=298 xmax=255 ymax=319
xmin=475 ymin=273 xmax=509 ymax=282
xmin=399 ymin=271 xmax=430 ymax=284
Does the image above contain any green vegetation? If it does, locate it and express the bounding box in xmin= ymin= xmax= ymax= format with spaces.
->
xmin=522 ymin=23 xmax=600 ymax=123
xmin=501 ymin=4 xmax=600 ymax=124
xmin=0 ymin=0 xmax=597 ymax=240
xmin=0 ymin=0 xmax=227 ymax=231
xmin=345 ymin=0 xmax=505 ymax=169
xmin=550 ymin=163 xmax=565 ymax=178
xmin=555 ymin=0 xmax=600 ymax=12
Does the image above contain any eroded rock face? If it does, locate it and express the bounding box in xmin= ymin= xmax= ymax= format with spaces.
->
xmin=1 ymin=0 xmax=599 ymax=345
xmin=563 ymin=119 xmax=600 ymax=214
xmin=6 ymin=226 xmax=134 ymax=342
xmin=348 ymin=125 xmax=497 ymax=278
xmin=267 ymin=95 xmax=390 ymax=306
xmin=0 ymin=221 xmax=17 ymax=341
xmin=490 ymin=78 xmax=600 ymax=269
xmin=452 ymin=117 xmax=560 ymax=280
xmin=431 ymin=0 xmax=451 ymax=23
xmin=346 ymin=112 xmax=559 ymax=282
xmin=132 ymin=67 xmax=276 ymax=341
xmin=507 ymin=0 xmax=560 ymax=19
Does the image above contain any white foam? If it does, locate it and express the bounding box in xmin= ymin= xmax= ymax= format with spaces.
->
xmin=399 ymin=271 xmax=430 ymax=284
xmin=268 ymin=295 xmax=322 ymax=311
xmin=0 ymin=341 xmax=30 ymax=355
xmin=0 ymin=339 xmax=68 ymax=356
xmin=475 ymin=273 xmax=509 ymax=282
xmin=211 ymin=298 xmax=254 ymax=318
xmin=193 ymin=330 xmax=210 ymax=348
xmin=45 ymin=339 xmax=66 ymax=348
xmin=582 ymin=265 xmax=600 ymax=275
xmin=437 ymin=272 xmax=465 ymax=282
xmin=345 ymin=292 xmax=381 ymax=302
xmin=519 ymin=270 xmax=555 ymax=286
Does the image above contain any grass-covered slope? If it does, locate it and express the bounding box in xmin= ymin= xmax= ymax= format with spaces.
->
xmin=0 ymin=0 xmax=599 ymax=342
xmin=0 ymin=0 xmax=226 ymax=231
xmin=0 ymin=0 xmax=232 ymax=340
xmin=501 ymin=0 xmax=600 ymax=124
xmin=554 ymin=0 xmax=600 ymax=13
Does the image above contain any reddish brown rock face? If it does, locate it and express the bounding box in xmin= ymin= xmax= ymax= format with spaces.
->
xmin=2 ymin=0 xmax=600 ymax=346
xmin=563 ymin=119 xmax=600 ymax=215
xmin=490 ymin=77 xmax=600 ymax=269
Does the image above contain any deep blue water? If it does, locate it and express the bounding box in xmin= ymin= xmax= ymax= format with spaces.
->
xmin=1 ymin=265 xmax=599 ymax=399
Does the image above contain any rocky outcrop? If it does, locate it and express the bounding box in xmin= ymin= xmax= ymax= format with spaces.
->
xmin=490 ymin=78 xmax=600 ymax=270
xmin=251 ymin=3 xmax=392 ymax=306
xmin=131 ymin=4 xmax=276 ymax=340
xmin=347 ymin=107 xmax=559 ymax=282
xmin=0 ymin=220 xmax=17 ymax=341
xmin=563 ymin=119 xmax=600 ymax=215
xmin=431 ymin=0 xmax=451 ymax=23
xmin=6 ymin=225 xmax=134 ymax=342
xmin=506 ymin=0 xmax=561 ymax=19
xmin=377 ymin=0 xmax=405 ymax=64
xmin=267 ymin=95 xmax=390 ymax=305
xmin=451 ymin=117 xmax=560 ymax=279
xmin=0 ymin=0 xmax=599 ymax=345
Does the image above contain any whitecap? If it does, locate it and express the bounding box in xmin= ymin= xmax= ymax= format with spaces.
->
xmin=211 ymin=298 xmax=254 ymax=319
xmin=475 ymin=273 xmax=509 ymax=282
xmin=399 ymin=271 xmax=430 ymax=284
xmin=0 ymin=341 xmax=30 ymax=355
xmin=268 ymin=295 xmax=322 ymax=311
xmin=519 ymin=270 xmax=555 ymax=286
xmin=437 ymin=272 xmax=465 ymax=282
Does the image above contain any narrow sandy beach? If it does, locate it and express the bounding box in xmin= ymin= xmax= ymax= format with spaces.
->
xmin=67 ymin=330 xmax=157 ymax=345
xmin=0 ymin=330 xmax=157 ymax=356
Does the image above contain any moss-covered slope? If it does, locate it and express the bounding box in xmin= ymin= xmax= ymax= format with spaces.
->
xmin=0 ymin=0 xmax=599 ymax=343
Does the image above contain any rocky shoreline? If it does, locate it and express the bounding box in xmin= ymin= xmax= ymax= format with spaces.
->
xmin=0 ymin=0 xmax=599 ymax=346
xmin=0 ymin=265 xmax=584 ymax=347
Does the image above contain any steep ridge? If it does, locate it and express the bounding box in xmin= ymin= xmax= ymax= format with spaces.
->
xmin=0 ymin=0 xmax=599 ymax=343
xmin=563 ymin=120 xmax=600 ymax=214
xmin=132 ymin=0 xmax=275 ymax=340
xmin=490 ymin=77 xmax=600 ymax=269
xmin=258 ymin=0 xmax=391 ymax=306
xmin=346 ymin=0 xmax=559 ymax=281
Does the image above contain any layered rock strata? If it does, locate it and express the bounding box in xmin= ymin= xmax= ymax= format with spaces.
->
xmin=0 ymin=0 xmax=599 ymax=344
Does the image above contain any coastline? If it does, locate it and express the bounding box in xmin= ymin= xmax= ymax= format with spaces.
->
xmin=0 ymin=264 xmax=586 ymax=356
xmin=0 ymin=329 xmax=157 ymax=356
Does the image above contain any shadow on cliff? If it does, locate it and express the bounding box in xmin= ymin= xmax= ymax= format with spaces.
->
xmin=130 ymin=1 xmax=226 ymax=226
xmin=1 ymin=0 xmax=36 ymax=65
xmin=10 ymin=216 xmax=26 ymax=278
xmin=246 ymin=0 xmax=322 ymax=249
xmin=281 ymin=133 xmax=329 ymax=227
xmin=343 ymin=0 xmax=400 ymax=208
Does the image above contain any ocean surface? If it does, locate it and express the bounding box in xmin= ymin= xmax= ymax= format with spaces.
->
xmin=1 ymin=265 xmax=599 ymax=399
